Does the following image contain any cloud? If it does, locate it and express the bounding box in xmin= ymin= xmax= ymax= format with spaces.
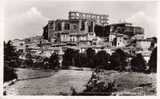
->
xmin=126 ymin=11 xmax=157 ymax=37
xmin=5 ymin=7 xmax=49 ymax=40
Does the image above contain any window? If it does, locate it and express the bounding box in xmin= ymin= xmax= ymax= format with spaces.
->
xmin=64 ymin=23 xmax=70 ymax=30
xmin=56 ymin=23 xmax=62 ymax=31
xmin=73 ymin=25 xmax=77 ymax=30
xmin=81 ymin=21 xmax=85 ymax=31
xmin=88 ymin=21 xmax=93 ymax=32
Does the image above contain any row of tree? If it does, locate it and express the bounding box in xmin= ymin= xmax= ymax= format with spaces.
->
xmin=62 ymin=47 xmax=157 ymax=73
xmin=24 ymin=46 xmax=157 ymax=73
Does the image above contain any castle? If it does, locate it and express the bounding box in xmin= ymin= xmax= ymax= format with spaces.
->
xmin=42 ymin=11 xmax=144 ymax=48
xmin=12 ymin=11 xmax=154 ymax=62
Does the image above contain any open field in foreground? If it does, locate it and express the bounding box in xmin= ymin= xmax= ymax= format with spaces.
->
xmin=97 ymin=70 xmax=156 ymax=96
xmin=4 ymin=68 xmax=156 ymax=96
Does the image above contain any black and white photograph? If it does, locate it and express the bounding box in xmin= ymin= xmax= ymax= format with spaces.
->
xmin=2 ymin=0 xmax=158 ymax=96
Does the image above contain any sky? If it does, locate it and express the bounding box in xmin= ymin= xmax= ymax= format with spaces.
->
xmin=4 ymin=0 xmax=159 ymax=40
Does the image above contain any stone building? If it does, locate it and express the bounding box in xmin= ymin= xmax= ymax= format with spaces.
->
xmin=42 ymin=11 xmax=109 ymax=45
xmin=42 ymin=12 xmax=146 ymax=57
xmin=108 ymin=22 xmax=144 ymax=47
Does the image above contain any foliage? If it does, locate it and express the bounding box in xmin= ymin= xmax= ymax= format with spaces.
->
xmin=94 ymin=50 xmax=110 ymax=69
xmin=110 ymin=52 xmax=121 ymax=70
xmin=4 ymin=65 xmax=17 ymax=82
xmin=86 ymin=48 xmax=96 ymax=68
xmin=131 ymin=53 xmax=146 ymax=72
xmin=148 ymin=47 xmax=157 ymax=73
xmin=62 ymin=48 xmax=74 ymax=68
xmin=43 ymin=57 xmax=50 ymax=69
xmin=49 ymin=53 xmax=60 ymax=69
xmin=24 ymin=53 xmax=33 ymax=67
xmin=4 ymin=41 xmax=20 ymax=68
xmin=110 ymin=49 xmax=128 ymax=71
xmin=74 ymin=51 xmax=87 ymax=67
xmin=77 ymin=53 xmax=88 ymax=67
xmin=73 ymin=70 xmax=117 ymax=96
xmin=4 ymin=41 xmax=19 ymax=82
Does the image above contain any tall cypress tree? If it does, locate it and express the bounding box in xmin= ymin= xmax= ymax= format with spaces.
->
xmin=4 ymin=41 xmax=19 ymax=82
xmin=4 ymin=40 xmax=20 ymax=68
xmin=148 ymin=47 xmax=157 ymax=73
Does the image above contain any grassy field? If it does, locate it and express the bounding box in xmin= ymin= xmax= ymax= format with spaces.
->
xmin=4 ymin=67 xmax=156 ymax=96
xmin=5 ymin=69 xmax=92 ymax=95
xmin=97 ymin=70 xmax=156 ymax=96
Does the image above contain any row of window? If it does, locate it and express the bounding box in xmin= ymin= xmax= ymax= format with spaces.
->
xmin=70 ymin=36 xmax=87 ymax=42
xmin=70 ymin=12 xmax=108 ymax=20
xmin=55 ymin=23 xmax=70 ymax=31
xmin=49 ymin=21 xmax=94 ymax=32
xmin=55 ymin=22 xmax=85 ymax=31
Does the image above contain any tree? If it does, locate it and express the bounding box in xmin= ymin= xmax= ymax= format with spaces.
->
xmin=131 ymin=53 xmax=146 ymax=72
xmin=62 ymin=48 xmax=76 ymax=68
xmin=73 ymin=50 xmax=81 ymax=67
xmin=4 ymin=65 xmax=17 ymax=82
xmin=78 ymin=53 xmax=88 ymax=67
xmin=110 ymin=49 xmax=128 ymax=71
xmin=43 ymin=57 xmax=50 ymax=69
xmin=148 ymin=47 xmax=157 ymax=73
xmin=110 ymin=52 xmax=121 ymax=70
xmin=95 ymin=50 xmax=110 ymax=69
xmin=86 ymin=48 xmax=96 ymax=68
xmin=49 ymin=53 xmax=60 ymax=69
xmin=149 ymin=37 xmax=157 ymax=50
xmin=4 ymin=41 xmax=20 ymax=68
xmin=4 ymin=41 xmax=19 ymax=82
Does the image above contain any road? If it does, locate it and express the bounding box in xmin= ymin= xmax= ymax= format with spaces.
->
xmin=5 ymin=68 xmax=92 ymax=95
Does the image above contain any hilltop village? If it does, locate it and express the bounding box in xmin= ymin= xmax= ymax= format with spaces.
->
xmin=12 ymin=11 xmax=156 ymax=65
xmin=4 ymin=11 xmax=157 ymax=96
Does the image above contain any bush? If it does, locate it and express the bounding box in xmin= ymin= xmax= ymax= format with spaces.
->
xmin=86 ymin=48 xmax=96 ymax=68
xmin=62 ymin=48 xmax=75 ymax=68
xmin=110 ymin=52 xmax=121 ymax=70
xmin=24 ymin=53 xmax=33 ymax=67
xmin=49 ymin=53 xmax=60 ymax=69
xmin=79 ymin=53 xmax=88 ymax=67
xmin=131 ymin=53 xmax=146 ymax=72
xmin=74 ymin=71 xmax=117 ymax=96
xmin=95 ymin=50 xmax=110 ymax=69
xmin=110 ymin=49 xmax=128 ymax=71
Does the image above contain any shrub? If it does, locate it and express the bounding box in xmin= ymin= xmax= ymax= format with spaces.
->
xmin=74 ymin=71 xmax=117 ymax=96
xmin=49 ymin=53 xmax=60 ymax=69
xmin=131 ymin=53 xmax=146 ymax=72
xmin=110 ymin=49 xmax=128 ymax=71
xmin=86 ymin=48 xmax=96 ymax=68
xmin=110 ymin=52 xmax=121 ymax=70
xmin=62 ymin=48 xmax=75 ymax=68
xmin=95 ymin=50 xmax=110 ymax=69
xmin=78 ymin=53 xmax=88 ymax=67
